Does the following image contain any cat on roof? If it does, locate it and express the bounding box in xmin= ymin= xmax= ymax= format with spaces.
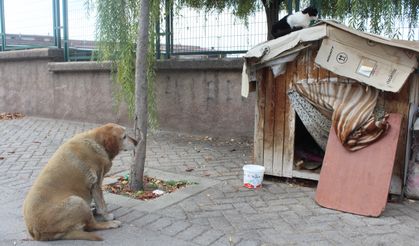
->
xmin=271 ymin=6 xmax=318 ymax=38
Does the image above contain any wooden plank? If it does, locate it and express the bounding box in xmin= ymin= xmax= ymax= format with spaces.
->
xmin=315 ymin=113 xmax=402 ymax=217
xmin=384 ymin=81 xmax=410 ymax=194
xmin=272 ymin=71 xmax=286 ymax=176
xmin=292 ymin=169 xmax=320 ymax=180
xmin=307 ymin=47 xmax=319 ymax=83
xmin=281 ymin=49 xmax=309 ymax=177
xmin=295 ymin=48 xmax=309 ymax=83
xmin=282 ymin=62 xmax=296 ymax=177
xmin=405 ymin=75 xmax=419 ymax=190
xmin=254 ymin=69 xmax=266 ymax=165
xmin=263 ymin=69 xmax=275 ymax=174
xmin=311 ymin=44 xmax=331 ymax=84
xmin=404 ymin=103 xmax=417 ymax=191
xmin=409 ymin=74 xmax=419 ymax=104
xmin=283 ymin=48 xmax=318 ymax=177
xmin=282 ymin=47 xmax=314 ymax=178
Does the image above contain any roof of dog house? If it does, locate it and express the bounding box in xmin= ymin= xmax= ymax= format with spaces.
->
xmin=241 ymin=20 xmax=419 ymax=97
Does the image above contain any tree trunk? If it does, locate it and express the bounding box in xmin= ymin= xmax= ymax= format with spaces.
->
xmin=262 ymin=0 xmax=283 ymax=40
xmin=130 ymin=0 xmax=150 ymax=191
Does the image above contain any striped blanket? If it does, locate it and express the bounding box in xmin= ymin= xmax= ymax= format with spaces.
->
xmin=293 ymin=81 xmax=389 ymax=151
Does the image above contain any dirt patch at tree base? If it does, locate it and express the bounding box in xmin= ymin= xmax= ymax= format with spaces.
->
xmin=0 ymin=112 xmax=25 ymax=120
xmin=103 ymin=175 xmax=196 ymax=201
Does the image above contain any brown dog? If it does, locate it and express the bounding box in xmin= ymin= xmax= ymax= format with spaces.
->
xmin=23 ymin=123 xmax=137 ymax=241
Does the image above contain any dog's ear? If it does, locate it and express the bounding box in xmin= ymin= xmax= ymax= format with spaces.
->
xmin=103 ymin=132 xmax=119 ymax=159
xmin=128 ymin=136 xmax=138 ymax=146
xmin=96 ymin=124 xmax=120 ymax=159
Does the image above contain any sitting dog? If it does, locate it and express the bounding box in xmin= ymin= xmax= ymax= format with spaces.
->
xmin=23 ymin=123 xmax=137 ymax=241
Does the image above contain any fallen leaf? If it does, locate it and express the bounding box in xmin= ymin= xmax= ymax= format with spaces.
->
xmin=8 ymin=151 xmax=15 ymax=154
xmin=0 ymin=157 xmax=4 ymax=160
xmin=185 ymin=167 xmax=194 ymax=172
xmin=33 ymin=141 xmax=41 ymax=144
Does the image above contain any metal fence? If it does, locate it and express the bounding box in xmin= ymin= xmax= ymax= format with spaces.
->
xmin=0 ymin=0 xmax=95 ymax=61
xmin=160 ymin=7 xmax=267 ymax=58
xmin=0 ymin=0 xmax=56 ymax=50
xmin=0 ymin=0 xmax=418 ymax=61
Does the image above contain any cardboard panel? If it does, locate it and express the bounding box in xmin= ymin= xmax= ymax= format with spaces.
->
xmin=315 ymin=39 xmax=414 ymax=92
xmin=326 ymin=26 xmax=418 ymax=67
xmin=315 ymin=113 xmax=402 ymax=217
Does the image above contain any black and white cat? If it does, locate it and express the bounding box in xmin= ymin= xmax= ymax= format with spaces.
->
xmin=271 ymin=6 xmax=318 ymax=38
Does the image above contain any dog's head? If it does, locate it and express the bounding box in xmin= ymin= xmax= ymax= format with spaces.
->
xmin=302 ymin=6 xmax=318 ymax=20
xmin=93 ymin=123 xmax=137 ymax=159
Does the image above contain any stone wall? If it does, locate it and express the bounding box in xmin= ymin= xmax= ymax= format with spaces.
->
xmin=0 ymin=48 xmax=255 ymax=137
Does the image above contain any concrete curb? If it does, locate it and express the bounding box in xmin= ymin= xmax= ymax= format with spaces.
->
xmin=104 ymin=168 xmax=219 ymax=212
xmin=48 ymin=61 xmax=112 ymax=72
xmin=0 ymin=48 xmax=63 ymax=61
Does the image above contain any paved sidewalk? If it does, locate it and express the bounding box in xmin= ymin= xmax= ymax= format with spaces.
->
xmin=2 ymin=117 xmax=419 ymax=245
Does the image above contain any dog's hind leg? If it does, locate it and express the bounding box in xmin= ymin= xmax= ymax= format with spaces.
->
xmin=40 ymin=195 xmax=113 ymax=240
xmin=61 ymin=230 xmax=103 ymax=241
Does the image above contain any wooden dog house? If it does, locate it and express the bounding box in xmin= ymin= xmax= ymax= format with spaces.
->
xmin=242 ymin=21 xmax=419 ymax=194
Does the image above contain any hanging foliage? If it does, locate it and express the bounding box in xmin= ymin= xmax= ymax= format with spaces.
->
xmin=179 ymin=0 xmax=418 ymax=40
xmin=176 ymin=0 xmax=261 ymax=20
xmin=319 ymin=0 xmax=418 ymax=39
xmin=85 ymin=0 xmax=159 ymax=127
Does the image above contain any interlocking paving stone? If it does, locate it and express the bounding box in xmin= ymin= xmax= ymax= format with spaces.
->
xmin=208 ymin=216 xmax=235 ymax=233
xmin=189 ymin=217 xmax=211 ymax=226
xmin=3 ymin=117 xmax=419 ymax=246
xmin=235 ymin=239 xmax=261 ymax=246
xmin=115 ymin=210 xmax=147 ymax=223
xmin=131 ymin=213 xmax=163 ymax=227
xmin=192 ymin=229 xmax=224 ymax=246
xmin=162 ymin=220 xmax=192 ymax=237
xmin=157 ymin=204 xmax=188 ymax=219
xmin=176 ymin=224 xmax=208 ymax=241
xmin=148 ymin=217 xmax=174 ymax=231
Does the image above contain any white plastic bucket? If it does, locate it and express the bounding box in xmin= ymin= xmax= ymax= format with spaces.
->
xmin=243 ymin=164 xmax=265 ymax=189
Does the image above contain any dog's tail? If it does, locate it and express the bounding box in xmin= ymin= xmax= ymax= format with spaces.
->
xmin=61 ymin=230 xmax=103 ymax=241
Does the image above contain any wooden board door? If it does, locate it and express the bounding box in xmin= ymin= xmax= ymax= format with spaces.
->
xmin=315 ymin=113 xmax=402 ymax=217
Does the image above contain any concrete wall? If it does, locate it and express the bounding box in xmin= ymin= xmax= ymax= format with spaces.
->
xmin=156 ymin=60 xmax=255 ymax=136
xmin=48 ymin=61 xmax=130 ymax=125
xmin=0 ymin=48 xmax=255 ymax=137
xmin=0 ymin=49 xmax=61 ymax=118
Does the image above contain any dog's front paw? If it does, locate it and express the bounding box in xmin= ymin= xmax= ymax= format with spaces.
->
xmin=102 ymin=213 xmax=115 ymax=221
xmin=108 ymin=220 xmax=122 ymax=229
xmin=95 ymin=212 xmax=115 ymax=221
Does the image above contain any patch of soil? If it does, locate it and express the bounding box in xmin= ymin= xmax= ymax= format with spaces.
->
xmin=0 ymin=112 xmax=24 ymax=120
xmin=103 ymin=175 xmax=195 ymax=201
